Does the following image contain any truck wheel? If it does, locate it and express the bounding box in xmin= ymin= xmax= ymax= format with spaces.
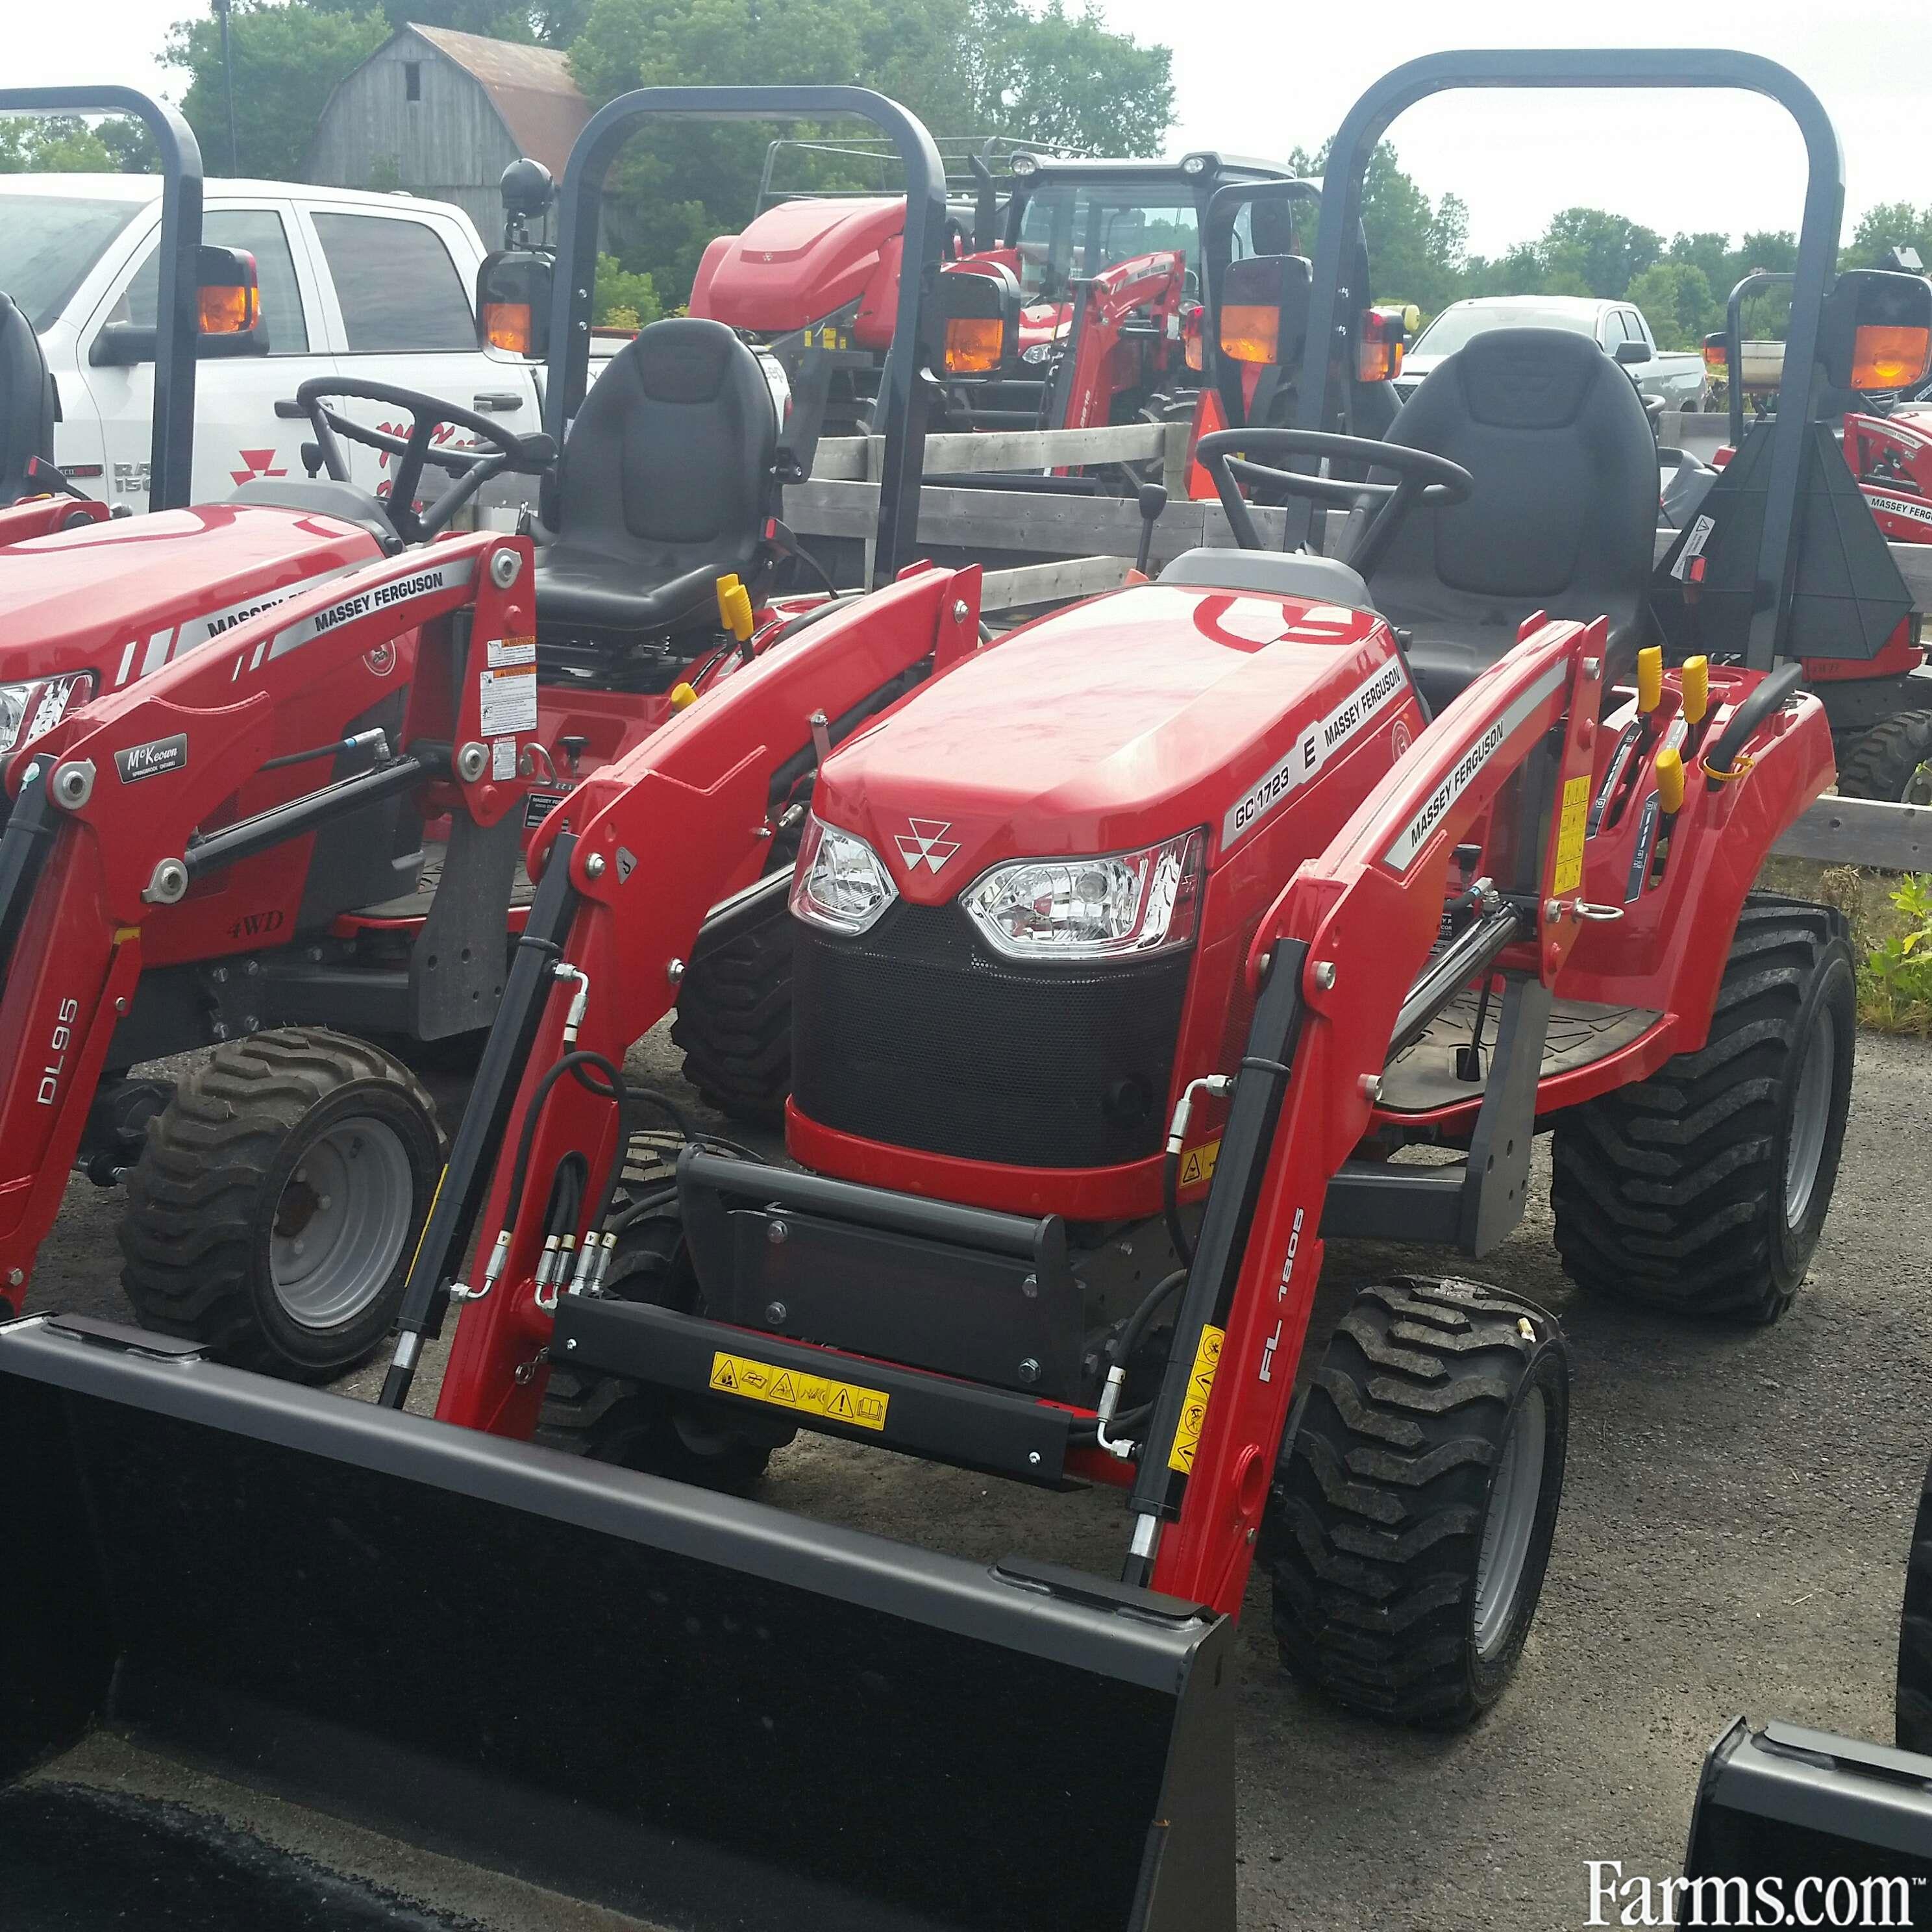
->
xmin=535 ymin=1217 xmax=779 ymax=1492
xmin=1262 ymin=1277 xmax=1568 ymax=1728
xmin=1900 ymin=1449 xmax=1932 ymax=1754
xmin=119 ymin=1029 xmax=440 ymax=1378
xmin=1837 ymin=710 xmax=1932 ymax=806
xmin=1550 ymin=898 xmax=1853 ymax=1322
xmin=671 ymin=902 xmax=794 ymax=1126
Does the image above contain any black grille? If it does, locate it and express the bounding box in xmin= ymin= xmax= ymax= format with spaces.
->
xmin=793 ymin=902 xmax=1191 ymax=1169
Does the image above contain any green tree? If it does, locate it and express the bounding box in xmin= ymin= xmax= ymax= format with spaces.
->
xmin=1537 ymin=207 xmax=1662 ymax=299
xmin=1842 ymin=201 xmax=1932 ymax=272
xmin=592 ymin=250 xmax=662 ymax=325
xmin=1283 ymin=141 xmax=1466 ymax=316
xmin=969 ymin=1 xmax=1172 ymax=158
xmin=1624 ymin=260 xmax=1717 ymax=349
xmin=304 ymin=0 xmax=590 ymax=42
xmin=0 ymin=115 xmax=117 ymax=173
xmin=165 ymin=2 xmax=388 ymax=180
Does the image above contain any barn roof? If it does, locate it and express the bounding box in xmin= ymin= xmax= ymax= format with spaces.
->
xmin=404 ymin=23 xmax=592 ymax=178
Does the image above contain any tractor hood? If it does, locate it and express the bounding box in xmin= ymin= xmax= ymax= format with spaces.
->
xmin=691 ymin=196 xmax=906 ymax=344
xmin=815 ymin=579 xmax=1411 ymax=902
xmin=0 ymin=503 xmax=384 ymax=688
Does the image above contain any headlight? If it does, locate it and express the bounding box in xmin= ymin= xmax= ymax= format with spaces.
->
xmin=964 ymin=829 xmax=1204 ymax=961
xmin=790 ymin=813 xmax=898 ymax=935
xmin=0 ymin=672 xmax=93 ymax=755
xmin=1019 ymin=341 xmax=1056 ymax=366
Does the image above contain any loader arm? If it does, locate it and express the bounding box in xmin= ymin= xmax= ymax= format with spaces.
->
xmin=399 ymin=562 xmax=985 ymax=1433
xmin=0 ymin=532 xmax=537 ymax=1312
xmin=1130 ymin=614 xmax=1607 ymax=1612
xmin=1052 ymin=250 xmax=1186 ymax=434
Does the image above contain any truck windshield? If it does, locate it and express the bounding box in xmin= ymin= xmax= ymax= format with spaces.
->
xmin=0 ymin=195 xmax=142 ymax=332
xmin=1412 ymin=305 xmax=1598 ymax=356
xmin=1014 ymin=186 xmax=1198 ymax=303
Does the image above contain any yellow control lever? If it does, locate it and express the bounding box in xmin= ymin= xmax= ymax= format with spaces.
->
xmin=1637 ymin=645 xmax=1663 ymax=715
xmin=1680 ymin=655 xmax=1709 ymax=726
xmin=1655 ymin=745 xmax=1685 ymax=815
xmin=715 ymin=573 xmax=754 ymax=644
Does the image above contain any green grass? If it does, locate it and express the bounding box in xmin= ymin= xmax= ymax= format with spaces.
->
xmin=1761 ymin=856 xmax=1932 ymax=1037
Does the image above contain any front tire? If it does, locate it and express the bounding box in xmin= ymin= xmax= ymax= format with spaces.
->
xmin=671 ymin=900 xmax=794 ymax=1126
xmin=118 ymin=1028 xmax=441 ymax=1378
xmin=1900 ymin=1449 xmax=1932 ymax=1754
xmin=535 ymin=1217 xmax=780 ymax=1491
xmin=1550 ymin=897 xmax=1854 ymax=1322
xmin=1262 ymin=1277 xmax=1569 ymax=1728
xmin=1837 ymin=711 xmax=1932 ymax=806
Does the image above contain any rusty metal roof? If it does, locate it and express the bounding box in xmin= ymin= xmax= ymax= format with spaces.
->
xmin=406 ymin=23 xmax=591 ymax=178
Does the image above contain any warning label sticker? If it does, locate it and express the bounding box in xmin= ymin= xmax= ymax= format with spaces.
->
xmin=486 ymin=635 xmax=538 ymax=668
xmin=1167 ymin=1323 xmax=1224 ymax=1475
xmin=479 ymin=664 xmax=538 ymax=736
xmin=1177 ymin=1137 xmax=1220 ymax=1189
xmin=1670 ymin=512 xmax=1717 ymax=582
xmin=709 ymin=1352 xmax=889 ymax=1431
xmin=1551 ymin=773 xmax=1591 ymax=895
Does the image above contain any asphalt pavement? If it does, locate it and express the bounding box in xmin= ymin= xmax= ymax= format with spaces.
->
xmin=26 ymin=1020 xmax=1932 ymax=1932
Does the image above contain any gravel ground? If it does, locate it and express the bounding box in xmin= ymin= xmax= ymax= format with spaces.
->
xmin=23 ymin=1022 xmax=1932 ymax=1932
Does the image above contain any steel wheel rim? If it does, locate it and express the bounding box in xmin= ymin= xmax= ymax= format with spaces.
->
xmin=1474 ymin=1387 xmax=1547 ymax=1659
xmin=1784 ymin=1008 xmax=1836 ymax=1230
xmin=269 ymin=1116 xmax=414 ymax=1328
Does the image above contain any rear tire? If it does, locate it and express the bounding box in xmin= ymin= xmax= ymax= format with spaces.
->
xmin=1262 ymin=1277 xmax=1568 ymax=1728
xmin=118 ymin=1028 xmax=441 ymax=1378
xmin=671 ymin=902 xmax=794 ymax=1126
xmin=1836 ymin=711 xmax=1932 ymax=806
xmin=1900 ymin=1449 xmax=1932 ymax=1754
xmin=535 ymin=1217 xmax=778 ymax=1492
xmin=1550 ymin=897 xmax=1853 ymax=1322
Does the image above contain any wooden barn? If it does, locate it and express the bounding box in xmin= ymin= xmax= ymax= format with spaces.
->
xmin=303 ymin=24 xmax=591 ymax=245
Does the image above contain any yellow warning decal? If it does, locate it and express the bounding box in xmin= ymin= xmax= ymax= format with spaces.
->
xmin=1552 ymin=773 xmax=1591 ymax=895
xmin=1167 ymin=1324 xmax=1224 ymax=1475
xmin=1176 ymin=1137 xmax=1221 ymax=1189
xmin=709 ymin=1352 xmax=889 ymax=1431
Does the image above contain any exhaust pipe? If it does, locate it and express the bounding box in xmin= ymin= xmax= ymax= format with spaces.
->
xmin=2 ymin=1315 xmax=1234 ymax=1932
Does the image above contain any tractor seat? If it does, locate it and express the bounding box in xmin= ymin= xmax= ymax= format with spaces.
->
xmin=536 ymin=317 xmax=777 ymax=635
xmin=0 ymin=290 xmax=56 ymax=505
xmin=1354 ymin=328 xmax=1657 ymax=713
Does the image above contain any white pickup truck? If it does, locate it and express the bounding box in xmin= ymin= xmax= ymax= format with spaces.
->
xmin=1392 ymin=294 xmax=1709 ymax=410
xmin=0 ymin=173 xmax=543 ymax=510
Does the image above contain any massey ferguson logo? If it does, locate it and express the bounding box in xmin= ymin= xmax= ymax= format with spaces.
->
xmin=114 ymin=734 xmax=188 ymax=783
xmin=895 ymin=818 xmax=960 ymax=874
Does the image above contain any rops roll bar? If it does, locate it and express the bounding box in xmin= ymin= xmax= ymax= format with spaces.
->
xmin=545 ymin=86 xmax=945 ymax=586
xmin=1294 ymin=49 xmax=1846 ymax=671
xmin=0 ymin=88 xmax=204 ymax=511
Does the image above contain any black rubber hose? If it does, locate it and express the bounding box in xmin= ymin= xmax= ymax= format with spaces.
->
xmin=1162 ymin=1151 xmax=1195 ymax=1270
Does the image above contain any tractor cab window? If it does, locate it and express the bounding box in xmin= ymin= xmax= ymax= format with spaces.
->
xmin=1013 ymin=186 xmax=1200 ymax=303
xmin=1230 ymin=198 xmax=1307 ymax=262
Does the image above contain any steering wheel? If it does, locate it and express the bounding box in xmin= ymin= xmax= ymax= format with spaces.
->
xmin=1194 ymin=427 xmax=1473 ymax=580
xmin=285 ymin=378 xmax=552 ymax=544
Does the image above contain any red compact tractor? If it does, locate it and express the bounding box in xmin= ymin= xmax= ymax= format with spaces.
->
xmin=0 ymin=85 xmax=952 ymax=1377
xmin=691 ymin=147 xmax=1305 ymax=450
xmin=1 ymin=53 xmax=1920 ymax=1932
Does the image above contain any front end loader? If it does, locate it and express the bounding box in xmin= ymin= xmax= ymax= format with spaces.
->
xmin=0 ymin=50 xmax=1917 ymax=1932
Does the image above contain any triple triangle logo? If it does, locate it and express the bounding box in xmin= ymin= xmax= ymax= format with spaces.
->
xmin=894 ymin=817 xmax=961 ymax=874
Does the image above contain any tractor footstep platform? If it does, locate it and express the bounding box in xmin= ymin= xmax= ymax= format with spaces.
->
xmin=1379 ymin=991 xmax=1659 ymax=1113
xmin=349 ymin=839 xmax=536 ymax=923
xmin=0 ymin=1783 xmax=484 ymax=1932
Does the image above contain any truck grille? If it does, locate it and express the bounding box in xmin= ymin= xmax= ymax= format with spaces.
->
xmin=792 ymin=903 xmax=1191 ymax=1170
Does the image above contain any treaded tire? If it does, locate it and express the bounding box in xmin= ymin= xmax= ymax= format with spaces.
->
xmin=1550 ymin=895 xmax=1854 ymax=1322
xmin=671 ymin=904 xmax=794 ymax=1126
xmin=1263 ymin=1276 xmax=1568 ymax=1728
xmin=1837 ymin=710 xmax=1932 ymax=806
xmin=536 ymin=1217 xmax=778 ymax=1492
xmin=118 ymin=1028 xmax=440 ymax=1378
xmin=1900 ymin=1448 xmax=1932 ymax=1753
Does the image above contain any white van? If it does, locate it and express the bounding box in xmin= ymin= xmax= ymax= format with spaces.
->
xmin=0 ymin=174 xmax=543 ymax=511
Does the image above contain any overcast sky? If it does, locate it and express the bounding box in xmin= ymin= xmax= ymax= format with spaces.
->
xmin=10 ymin=1 xmax=1931 ymax=255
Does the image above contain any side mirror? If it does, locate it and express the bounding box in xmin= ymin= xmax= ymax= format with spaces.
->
xmin=477 ymin=248 xmax=555 ymax=360
xmin=1820 ymin=267 xmax=1932 ymax=391
xmin=1613 ymin=338 xmax=1649 ymax=366
xmin=939 ymin=263 xmax=1020 ymax=375
xmin=90 ymin=245 xmax=266 ymax=367
xmin=1357 ymin=305 xmax=1408 ymax=383
xmin=1217 ymin=253 xmax=1311 ymax=367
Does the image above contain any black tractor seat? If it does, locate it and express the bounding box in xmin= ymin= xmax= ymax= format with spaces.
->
xmin=0 ymin=290 xmax=57 ymax=505
xmin=536 ymin=317 xmax=779 ymax=638
xmin=1354 ymin=327 xmax=1657 ymax=713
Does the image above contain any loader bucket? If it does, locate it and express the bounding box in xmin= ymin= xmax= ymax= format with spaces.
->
xmin=1 ymin=1315 xmax=1234 ymax=1932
